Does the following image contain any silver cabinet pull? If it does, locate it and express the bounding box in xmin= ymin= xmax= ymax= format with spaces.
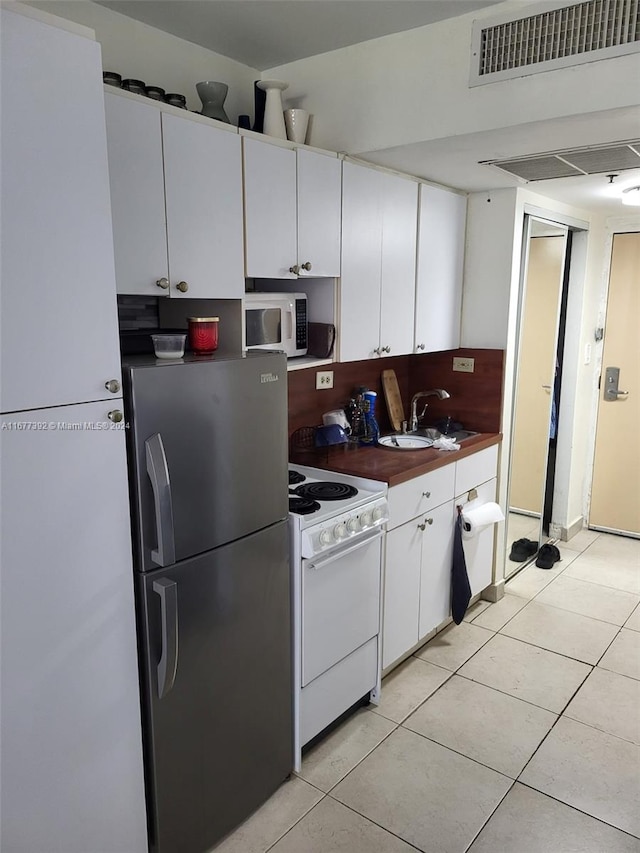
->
xmin=153 ymin=578 xmax=178 ymax=699
xmin=301 ymin=261 xmax=312 ymax=271
xmin=416 ymin=343 xmax=426 ymax=351
xmin=382 ymin=346 xmax=391 ymax=353
xmin=422 ymin=491 xmax=431 ymax=498
xmin=105 ymin=379 xmax=121 ymax=394
xmin=145 ymin=433 xmax=176 ymax=567
xmin=175 ymin=281 xmax=189 ymax=293
xmin=156 ymin=277 xmax=169 ymax=290
xmin=289 ymin=264 xmax=300 ymax=274
xmin=418 ymin=518 xmax=434 ymax=531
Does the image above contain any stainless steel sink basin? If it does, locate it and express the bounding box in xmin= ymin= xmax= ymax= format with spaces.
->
xmin=413 ymin=428 xmax=479 ymax=443
xmin=378 ymin=434 xmax=435 ymax=450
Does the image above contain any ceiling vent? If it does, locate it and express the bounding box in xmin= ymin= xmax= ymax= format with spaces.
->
xmin=481 ymin=140 xmax=640 ymax=181
xmin=470 ymin=0 xmax=640 ymax=86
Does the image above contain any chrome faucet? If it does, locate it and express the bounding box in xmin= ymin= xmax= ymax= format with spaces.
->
xmin=409 ymin=389 xmax=451 ymax=432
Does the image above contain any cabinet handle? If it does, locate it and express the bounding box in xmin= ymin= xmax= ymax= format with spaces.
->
xmin=156 ymin=277 xmax=169 ymax=290
xmin=417 ymin=518 xmax=434 ymax=531
xmin=301 ymin=261 xmax=312 ymax=271
xmin=175 ymin=281 xmax=189 ymax=293
xmin=105 ymin=379 xmax=121 ymax=394
xmin=416 ymin=343 xmax=426 ymax=351
xmin=422 ymin=491 xmax=431 ymax=498
xmin=289 ymin=264 xmax=300 ymax=275
xmin=374 ymin=347 xmax=383 ymax=356
xmin=108 ymin=409 xmax=123 ymax=423
xmin=382 ymin=345 xmax=391 ymax=353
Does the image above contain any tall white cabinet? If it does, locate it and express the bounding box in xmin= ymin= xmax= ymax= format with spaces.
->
xmin=0 ymin=8 xmax=147 ymax=852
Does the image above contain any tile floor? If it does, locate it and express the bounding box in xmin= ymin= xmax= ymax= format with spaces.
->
xmin=214 ymin=530 xmax=640 ymax=853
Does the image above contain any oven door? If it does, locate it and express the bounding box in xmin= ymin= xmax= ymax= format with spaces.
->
xmin=301 ymin=530 xmax=383 ymax=687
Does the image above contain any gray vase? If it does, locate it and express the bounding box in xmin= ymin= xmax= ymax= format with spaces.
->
xmin=196 ymin=81 xmax=230 ymax=123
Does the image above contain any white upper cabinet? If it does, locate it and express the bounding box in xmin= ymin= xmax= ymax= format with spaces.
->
xmin=105 ymin=92 xmax=244 ymax=299
xmin=243 ymin=137 xmax=342 ymax=279
xmin=340 ymin=162 xmax=417 ymax=362
xmin=414 ymin=184 xmax=466 ymax=353
xmin=1 ymin=10 xmax=123 ymax=413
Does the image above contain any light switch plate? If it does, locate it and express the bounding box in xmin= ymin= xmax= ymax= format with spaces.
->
xmin=316 ymin=371 xmax=334 ymax=389
xmin=453 ymin=357 xmax=475 ymax=373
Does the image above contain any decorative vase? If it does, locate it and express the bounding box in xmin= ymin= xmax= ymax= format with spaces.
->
xmin=196 ymin=81 xmax=230 ymax=123
xmin=256 ymin=80 xmax=288 ymax=139
xmin=284 ymin=108 xmax=310 ymax=144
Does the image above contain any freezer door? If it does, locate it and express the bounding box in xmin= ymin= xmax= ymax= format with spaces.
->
xmin=126 ymin=352 xmax=288 ymax=571
xmin=138 ymin=520 xmax=292 ymax=853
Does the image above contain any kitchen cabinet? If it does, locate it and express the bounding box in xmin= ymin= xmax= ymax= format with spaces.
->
xmin=340 ymin=161 xmax=418 ymax=362
xmin=242 ymin=136 xmax=342 ymax=279
xmin=0 ymin=8 xmax=147 ymax=852
xmin=414 ymin=183 xmax=467 ymax=353
xmin=105 ymin=90 xmax=244 ymax=299
xmin=382 ymin=446 xmax=498 ymax=670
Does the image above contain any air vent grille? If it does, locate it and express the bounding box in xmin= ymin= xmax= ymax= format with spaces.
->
xmin=483 ymin=141 xmax=640 ymax=181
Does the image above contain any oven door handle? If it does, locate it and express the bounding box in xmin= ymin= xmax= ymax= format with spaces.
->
xmin=305 ymin=529 xmax=384 ymax=571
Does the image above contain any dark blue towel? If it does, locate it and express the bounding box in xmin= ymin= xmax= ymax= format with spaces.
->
xmin=452 ymin=510 xmax=472 ymax=624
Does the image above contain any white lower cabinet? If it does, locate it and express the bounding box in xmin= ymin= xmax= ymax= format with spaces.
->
xmin=382 ymin=446 xmax=498 ymax=671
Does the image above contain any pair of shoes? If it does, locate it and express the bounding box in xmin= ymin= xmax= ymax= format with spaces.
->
xmin=509 ymin=538 xmax=538 ymax=562
xmin=536 ymin=543 xmax=561 ymax=569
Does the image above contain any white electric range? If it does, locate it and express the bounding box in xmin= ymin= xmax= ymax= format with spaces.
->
xmin=288 ymin=464 xmax=389 ymax=770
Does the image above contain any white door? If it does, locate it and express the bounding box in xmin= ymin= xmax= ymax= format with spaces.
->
xmin=0 ymin=10 xmax=123 ymax=413
xmin=162 ymin=114 xmax=244 ymax=299
xmin=379 ymin=173 xmax=418 ymax=358
xmin=104 ymin=93 xmax=169 ymax=296
xmin=0 ymin=400 xmax=147 ymax=853
xmin=415 ymin=184 xmax=466 ymax=353
xmin=297 ymin=149 xmax=342 ymax=277
xmin=590 ymin=231 xmax=640 ymax=535
xmin=340 ymin=162 xmax=383 ymax=361
xmin=418 ymin=500 xmax=455 ymax=638
xmin=243 ymin=137 xmax=298 ymax=278
xmin=382 ymin=521 xmax=421 ymax=668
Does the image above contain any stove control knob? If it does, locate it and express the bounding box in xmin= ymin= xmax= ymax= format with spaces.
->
xmin=347 ymin=517 xmax=360 ymax=533
xmin=319 ymin=529 xmax=333 ymax=546
xmin=333 ymin=523 xmax=347 ymax=539
xmin=372 ymin=506 xmax=385 ymax=523
xmin=360 ymin=510 xmax=372 ymax=527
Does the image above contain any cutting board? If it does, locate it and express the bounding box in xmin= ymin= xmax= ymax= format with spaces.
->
xmin=381 ymin=369 xmax=405 ymax=432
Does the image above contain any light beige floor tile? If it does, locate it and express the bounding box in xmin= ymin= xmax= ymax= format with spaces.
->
xmin=599 ymin=628 xmax=640 ymax=680
xmin=500 ymin=600 xmax=619 ymax=664
xmin=269 ymin=796 xmax=418 ymax=853
xmin=564 ymin=667 xmax=640 ymax=744
xmin=463 ymin=598 xmax=492 ymax=622
xmin=520 ymin=716 xmax=640 ymax=837
xmin=332 ymin=727 xmax=512 ymax=853
xmin=213 ymin=776 xmax=323 ymax=853
xmin=469 ymin=783 xmax=640 ymax=853
xmin=563 ymin=551 xmax=640 ymax=595
xmin=403 ymin=675 xmax=556 ymax=778
xmin=458 ymin=633 xmax=591 ymax=713
xmin=535 ymin=574 xmax=639 ymax=625
xmin=414 ymin=621 xmax=494 ymax=671
xmin=561 ymin=528 xmax=601 ymax=552
xmin=372 ymin=657 xmax=451 ymax=724
xmin=584 ymin=532 xmax=640 ymax=563
xmin=471 ymin=593 xmax=528 ymax=632
xmin=626 ymin=604 xmax=640 ymax=632
xmin=505 ymin=565 xmax=561 ymax=600
xmin=554 ymin=543 xmax=581 ymax=569
xmin=297 ymin=708 xmax=395 ymax=793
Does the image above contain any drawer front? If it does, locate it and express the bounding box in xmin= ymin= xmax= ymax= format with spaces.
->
xmin=455 ymin=445 xmax=498 ymax=496
xmin=387 ymin=464 xmax=456 ymax=529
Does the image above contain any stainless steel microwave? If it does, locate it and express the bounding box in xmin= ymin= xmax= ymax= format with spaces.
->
xmin=244 ymin=292 xmax=308 ymax=358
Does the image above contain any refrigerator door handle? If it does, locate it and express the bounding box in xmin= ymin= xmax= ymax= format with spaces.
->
xmin=153 ymin=578 xmax=178 ymax=699
xmin=145 ymin=433 xmax=176 ymax=567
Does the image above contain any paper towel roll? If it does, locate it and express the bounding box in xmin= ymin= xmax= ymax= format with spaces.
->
xmin=461 ymin=502 xmax=505 ymax=539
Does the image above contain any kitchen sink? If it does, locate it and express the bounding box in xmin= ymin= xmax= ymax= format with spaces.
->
xmin=413 ymin=428 xmax=480 ymax=443
xmin=378 ymin=434 xmax=435 ymax=450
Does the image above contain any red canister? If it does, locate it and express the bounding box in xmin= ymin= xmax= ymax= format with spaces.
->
xmin=187 ymin=316 xmax=219 ymax=354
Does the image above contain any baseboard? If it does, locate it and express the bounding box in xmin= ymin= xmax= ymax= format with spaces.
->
xmin=556 ymin=516 xmax=584 ymax=542
xmin=481 ymin=580 xmax=505 ymax=603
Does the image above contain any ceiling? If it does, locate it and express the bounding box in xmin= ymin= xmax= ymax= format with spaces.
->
xmin=93 ymin=0 xmax=640 ymax=217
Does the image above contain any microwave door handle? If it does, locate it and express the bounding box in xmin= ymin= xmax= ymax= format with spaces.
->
xmin=286 ymin=307 xmax=294 ymax=342
xmin=145 ymin=433 xmax=176 ymax=567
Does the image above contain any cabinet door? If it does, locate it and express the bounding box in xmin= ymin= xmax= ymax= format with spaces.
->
xmin=163 ymin=114 xmax=244 ymax=299
xmin=379 ymin=173 xmax=418 ymax=358
xmin=340 ymin=162 xmax=383 ymax=362
xmin=243 ymin=137 xmax=298 ymax=278
xmin=415 ymin=184 xmax=466 ymax=353
xmin=382 ymin=521 xmax=422 ymax=669
xmin=418 ymin=500 xmax=455 ymax=638
xmin=104 ymin=93 xmax=169 ymax=296
xmin=455 ymin=479 xmax=497 ymax=597
xmin=0 ymin=400 xmax=147 ymax=853
xmin=1 ymin=10 xmax=123 ymax=413
xmin=297 ymin=149 xmax=342 ymax=278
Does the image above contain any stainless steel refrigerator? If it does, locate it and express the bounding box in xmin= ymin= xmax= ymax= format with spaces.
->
xmin=122 ymin=350 xmax=292 ymax=853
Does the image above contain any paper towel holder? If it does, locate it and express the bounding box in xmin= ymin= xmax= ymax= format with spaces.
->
xmin=467 ymin=488 xmax=478 ymax=501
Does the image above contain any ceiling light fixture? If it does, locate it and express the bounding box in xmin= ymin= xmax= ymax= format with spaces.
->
xmin=621 ymin=185 xmax=640 ymax=206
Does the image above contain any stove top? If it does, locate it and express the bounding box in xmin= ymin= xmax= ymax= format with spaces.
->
xmin=288 ymin=464 xmax=387 ymax=526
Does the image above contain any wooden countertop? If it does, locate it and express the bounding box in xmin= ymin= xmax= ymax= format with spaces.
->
xmin=290 ymin=433 xmax=502 ymax=488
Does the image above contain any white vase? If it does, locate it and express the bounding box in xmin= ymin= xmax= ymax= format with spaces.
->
xmin=284 ymin=108 xmax=310 ymax=144
xmin=256 ymin=79 xmax=288 ymax=139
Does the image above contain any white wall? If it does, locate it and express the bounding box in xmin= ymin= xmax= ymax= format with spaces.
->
xmin=265 ymin=1 xmax=640 ymax=155
xmin=27 ymin=1 xmax=259 ymax=119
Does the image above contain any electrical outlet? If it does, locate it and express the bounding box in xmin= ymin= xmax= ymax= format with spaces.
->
xmin=316 ymin=370 xmax=334 ymax=390
xmin=453 ymin=357 xmax=475 ymax=373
